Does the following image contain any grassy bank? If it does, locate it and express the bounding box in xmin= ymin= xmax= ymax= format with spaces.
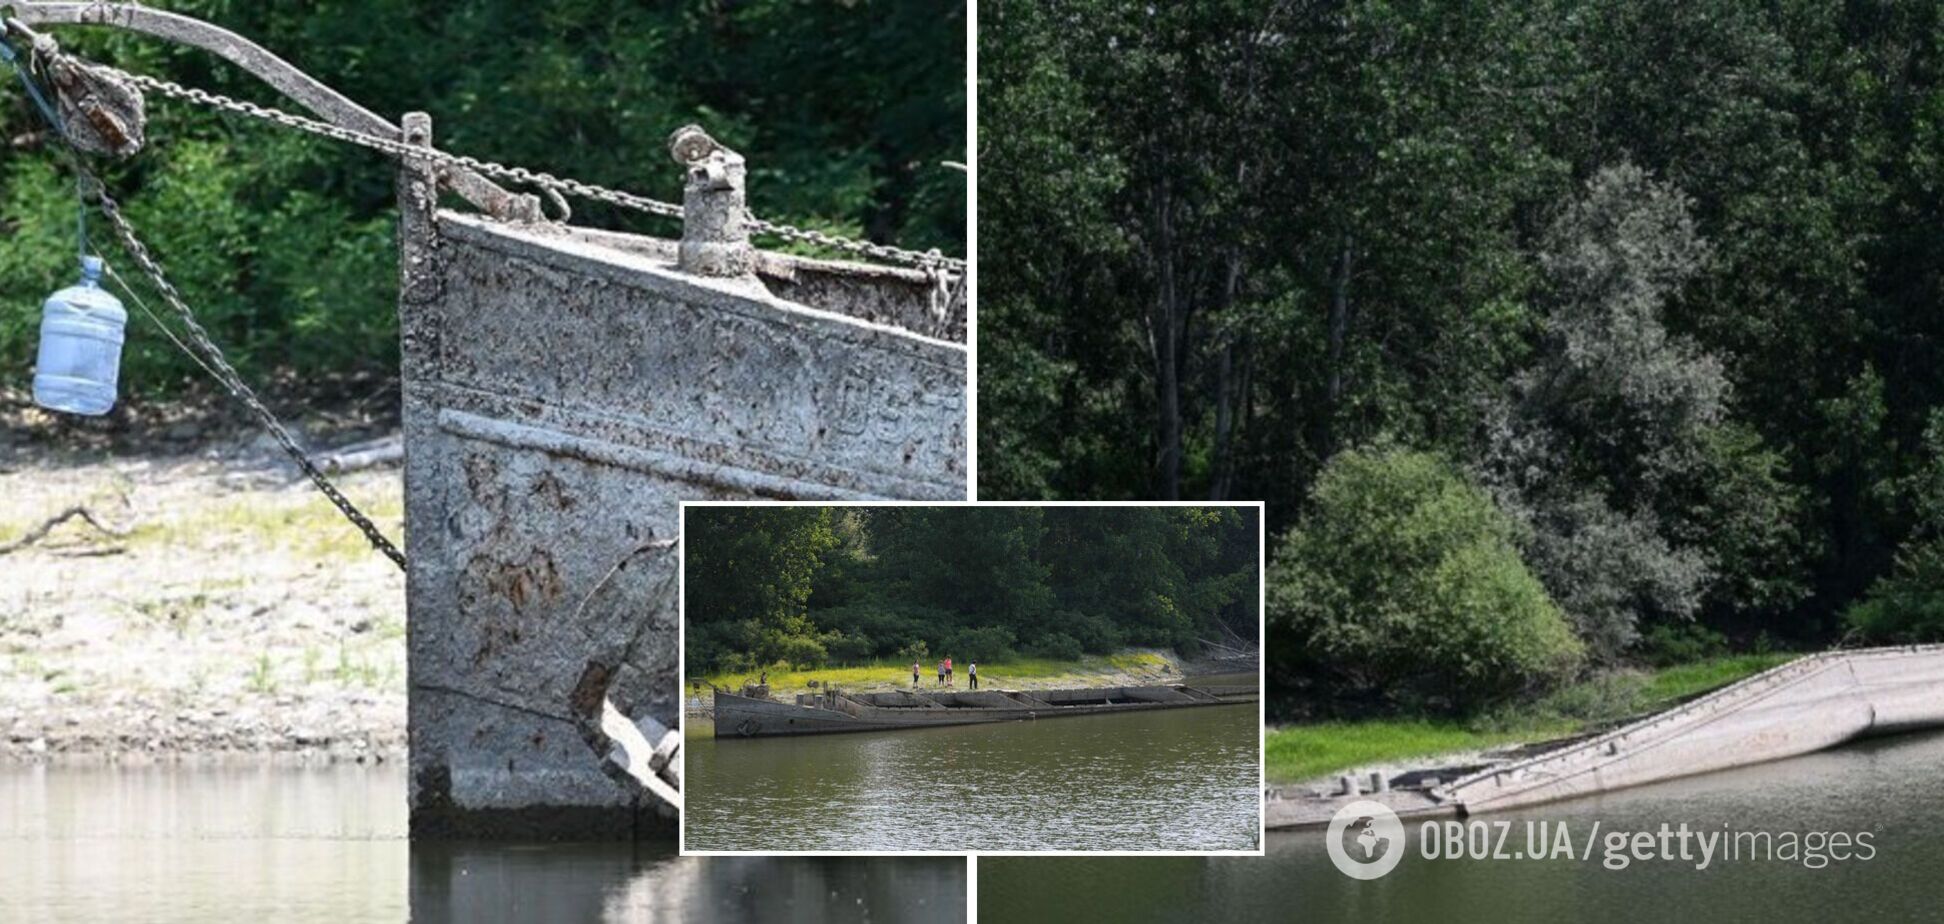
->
xmin=1266 ymin=653 xmax=1797 ymax=783
xmin=696 ymin=650 xmax=1178 ymax=701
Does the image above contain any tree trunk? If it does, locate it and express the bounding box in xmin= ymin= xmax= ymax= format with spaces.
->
xmin=1208 ymin=254 xmax=1246 ymax=500
xmin=1151 ymin=183 xmax=1183 ymax=500
xmin=1323 ymin=236 xmax=1354 ymax=457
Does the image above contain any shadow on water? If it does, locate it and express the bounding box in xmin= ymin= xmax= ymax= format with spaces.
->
xmin=0 ymin=760 xmax=963 ymax=923
xmin=410 ymin=844 xmax=964 ymax=923
xmin=978 ymin=728 xmax=1944 ymax=924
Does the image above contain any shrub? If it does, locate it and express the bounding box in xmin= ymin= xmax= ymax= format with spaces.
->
xmin=1026 ymin=632 xmax=1084 ymax=662
xmin=1635 ymin=622 xmax=1729 ymax=668
xmin=944 ymin=625 xmax=1017 ymax=664
xmin=1845 ymin=539 xmax=1944 ymax=643
xmin=1268 ymin=448 xmax=1584 ymax=711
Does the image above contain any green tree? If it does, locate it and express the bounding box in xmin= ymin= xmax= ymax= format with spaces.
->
xmin=1268 ymin=448 xmax=1583 ymax=712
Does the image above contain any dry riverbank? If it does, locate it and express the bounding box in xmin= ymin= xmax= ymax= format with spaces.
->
xmin=0 ymin=391 xmax=406 ymax=761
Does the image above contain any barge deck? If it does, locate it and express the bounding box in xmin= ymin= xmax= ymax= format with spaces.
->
xmin=714 ymin=682 xmax=1257 ymax=738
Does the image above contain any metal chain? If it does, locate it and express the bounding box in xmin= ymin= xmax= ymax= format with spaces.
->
xmin=81 ymin=170 xmax=409 ymax=570
xmin=75 ymin=57 xmax=966 ymax=274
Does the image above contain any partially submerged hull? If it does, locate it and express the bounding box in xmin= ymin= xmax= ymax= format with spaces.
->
xmin=713 ymin=683 xmax=1257 ymax=738
xmin=1266 ymin=644 xmax=1944 ymax=829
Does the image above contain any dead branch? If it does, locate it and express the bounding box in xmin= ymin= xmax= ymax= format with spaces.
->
xmin=317 ymin=434 xmax=404 ymax=474
xmin=0 ymin=505 xmax=134 ymax=555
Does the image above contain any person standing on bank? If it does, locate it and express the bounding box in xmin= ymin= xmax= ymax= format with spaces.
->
xmin=945 ymin=657 xmax=953 ymax=687
xmin=937 ymin=660 xmax=945 ymax=686
xmin=968 ymin=661 xmax=978 ymax=690
xmin=912 ymin=659 xmax=921 ymax=688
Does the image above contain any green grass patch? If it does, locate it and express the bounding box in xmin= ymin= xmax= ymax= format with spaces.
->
xmin=1640 ymin=652 xmax=1796 ymax=702
xmin=124 ymin=479 xmax=403 ymax=561
xmin=1267 ymin=653 xmax=1799 ymax=783
xmin=698 ymin=650 xmax=1181 ymax=699
xmin=1266 ymin=720 xmax=1551 ymax=783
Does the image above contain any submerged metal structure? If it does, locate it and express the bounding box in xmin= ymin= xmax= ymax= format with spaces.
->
xmin=714 ymin=682 xmax=1259 ymax=738
xmin=398 ymin=124 xmax=965 ymax=837
xmin=1266 ymin=645 xmax=1944 ymax=829
xmin=9 ymin=1 xmax=966 ymax=838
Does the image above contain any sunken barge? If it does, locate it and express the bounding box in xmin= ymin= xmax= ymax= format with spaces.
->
xmin=714 ymin=683 xmax=1258 ymax=738
xmin=1266 ymin=644 xmax=1944 ymax=829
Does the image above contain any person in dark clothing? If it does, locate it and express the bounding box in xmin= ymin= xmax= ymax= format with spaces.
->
xmin=968 ymin=661 xmax=978 ymax=690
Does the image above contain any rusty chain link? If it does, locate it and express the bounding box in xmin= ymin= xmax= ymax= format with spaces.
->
xmin=76 ymin=57 xmax=966 ymax=274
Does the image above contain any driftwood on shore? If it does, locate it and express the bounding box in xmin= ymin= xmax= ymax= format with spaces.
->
xmin=0 ymin=504 xmax=133 ymax=555
xmin=316 ymin=434 xmax=404 ymax=474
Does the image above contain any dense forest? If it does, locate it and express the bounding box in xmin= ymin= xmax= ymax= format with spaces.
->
xmin=0 ymin=0 xmax=964 ymax=397
xmin=981 ymin=1 xmax=1944 ymax=710
xmin=683 ymin=505 xmax=1259 ymax=675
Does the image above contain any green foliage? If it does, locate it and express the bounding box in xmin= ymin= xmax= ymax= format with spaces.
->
xmin=684 ymin=505 xmax=1259 ymax=675
xmin=1268 ymin=448 xmax=1583 ymax=712
xmin=682 ymin=507 xmax=840 ymax=671
xmin=0 ymin=1 xmax=963 ymax=395
xmin=1482 ymin=165 xmax=1809 ymax=662
xmin=980 ymin=0 xmax=1944 ymax=666
xmin=1845 ymin=539 xmax=1944 ymax=644
xmin=1635 ymin=623 xmax=1731 ymax=669
xmin=1267 ymin=653 xmax=1793 ymax=782
xmin=1026 ymin=632 xmax=1084 ymax=662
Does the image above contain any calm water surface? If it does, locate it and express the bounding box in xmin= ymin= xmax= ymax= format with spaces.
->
xmin=979 ymin=729 xmax=1944 ymax=922
xmin=686 ymin=700 xmax=1260 ymax=851
xmin=0 ymin=761 xmax=964 ymax=922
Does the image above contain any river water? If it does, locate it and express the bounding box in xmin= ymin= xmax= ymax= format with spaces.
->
xmin=979 ymin=728 xmax=1944 ymax=922
xmin=0 ymin=761 xmax=964 ymax=922
xmin=685 ymin=700 xmax=1261 ymax=852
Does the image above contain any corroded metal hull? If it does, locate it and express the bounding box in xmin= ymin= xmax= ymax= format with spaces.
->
xmin=1266 ymin=645 xmax=1944 ymax=829
xmin=713 ymin=683 xmax=1258 ymax=738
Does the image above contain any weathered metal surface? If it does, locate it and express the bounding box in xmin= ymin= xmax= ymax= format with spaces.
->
xmin=1441 ymin=644 xmax=1944 ymax=815
xmin=400 ymin=187 xmax=965 ymax=836
xmin=45 ymin=53 xmax=144 ymax=156
xmin=1265 ymin=645 xmax=1944 ymax=829
xmin=668 ymin=125 xmax=753 ymax=278
xmin=714 ymin=683 xmax=1258 ymax=739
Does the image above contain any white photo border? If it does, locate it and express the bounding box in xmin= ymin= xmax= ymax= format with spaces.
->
xmin=676 ymin=499 xmax=1268 ymax=859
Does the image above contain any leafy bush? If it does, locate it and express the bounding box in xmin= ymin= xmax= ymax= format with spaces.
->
xmin=1635 ymin=622 xmax=1729 ymax=668
xmin=1026 ymin=632 xmax=1084 ymax=662
xmin=1268 ymin=448 xmax=1584 ymax=711
xmin=942 ymin=625 xmax=1018 ymax=664
xmin=1845 ymin=539 xmax=1944 ymax=643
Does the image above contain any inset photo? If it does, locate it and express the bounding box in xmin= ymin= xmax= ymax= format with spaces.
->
xmin=678 ymin=502 xmax=1264 ymax=853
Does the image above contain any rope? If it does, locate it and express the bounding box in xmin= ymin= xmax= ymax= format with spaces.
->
xmin=63 ymin=53 xmax=965 ymax=273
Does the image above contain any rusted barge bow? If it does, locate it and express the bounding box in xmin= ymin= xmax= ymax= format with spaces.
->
xmin=715 ymin=683 xmax=1258 ymax=738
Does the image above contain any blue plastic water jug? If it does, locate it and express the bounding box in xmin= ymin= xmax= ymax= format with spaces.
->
xmin=33 ymin=255 xmax=126 ymax=416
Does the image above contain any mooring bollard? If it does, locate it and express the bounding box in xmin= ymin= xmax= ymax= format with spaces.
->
xmin=668 ymin=124 xmax=754 ymax=278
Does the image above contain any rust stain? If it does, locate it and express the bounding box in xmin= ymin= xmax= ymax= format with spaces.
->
xmin=529 ymin=470 xmax=577 ymax=511
xmin=569 ymin=661 xmax=612 ymax=721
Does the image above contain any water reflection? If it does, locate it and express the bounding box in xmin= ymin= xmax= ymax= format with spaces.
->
xmin=0 ymin=761 xmax=964 ymax=923
xmin=979 ymin=729 xmax=1944 ymax=923
xmin=687 ymin=701 xmax=1261 ymax=851
xmin=411 ymin=845 xmax=964 ymax=923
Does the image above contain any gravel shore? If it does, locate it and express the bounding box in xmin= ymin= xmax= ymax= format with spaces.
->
xmin=1 ymin=393 xmax=406 ymax=762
